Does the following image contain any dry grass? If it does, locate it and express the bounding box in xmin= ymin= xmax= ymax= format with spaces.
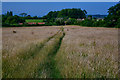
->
xmin=55 ymin=26 xmax=118 ymax=78
xmin=2 ymin=26 xmax=119 ymax=78
xmin=2 ymin=26 xmax=61 ymax=78
xmin=2 ymin=26 xmax=60 ymax=57
xmin=0 ymin=27 xmax=2 ymax=78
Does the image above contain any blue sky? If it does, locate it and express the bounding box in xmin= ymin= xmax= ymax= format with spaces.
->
xmin=2 ymin=0 xmax=120 ymax=2
xmin=2 ymin=2 xmax=118 ymax=17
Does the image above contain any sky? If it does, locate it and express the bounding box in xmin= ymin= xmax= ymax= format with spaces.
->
xmin=1 ymin=0 xmax=120 ymax=2
xmin=2 ymin=2 xmax=118 ymax=17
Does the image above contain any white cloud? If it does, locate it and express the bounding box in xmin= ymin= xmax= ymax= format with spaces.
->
xmin=1 ymin=0 xmax=120 ymax=2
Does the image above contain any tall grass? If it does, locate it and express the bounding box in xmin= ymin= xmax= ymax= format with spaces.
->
xmin=2 ymin=26 xmax=118 ymax=78
xmin=2 ymin=29 xmax=59 ymax=78
xmin=2 ymin=27 xmax=65 ymax=78
xmin=55 ymin=26 xmax=118 ymax=78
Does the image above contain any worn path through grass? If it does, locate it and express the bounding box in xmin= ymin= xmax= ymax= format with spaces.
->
xmin=35 ymin=27 xmax=65 ymax=78
xmin=3 ymin=27 xmax=65 ymax=78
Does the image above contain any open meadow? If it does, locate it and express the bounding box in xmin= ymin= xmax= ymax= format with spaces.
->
xmin=2 ymin=26 xmax=118 ymax=78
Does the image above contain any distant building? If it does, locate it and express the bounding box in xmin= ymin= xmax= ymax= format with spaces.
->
xmin=19 ymin=23 xmax=23 ymax=25
xmin=38 ymin=22 xmax=45 ymax=24
xmin=27 ymin=22 xmax=37 ymax=25
xmin=77 ymin=18 xmax=85 ymax=21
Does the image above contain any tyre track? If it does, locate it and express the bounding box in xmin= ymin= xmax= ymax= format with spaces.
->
xmin=3 ymin=29 xmax=61 ymax=78
xmin=34 ymin=28 xmax=65 ymax=78
xmin=3 ymin=27 xmax=65 ymax=78
xmin=44 ymin=30 xmax=65 ymax=78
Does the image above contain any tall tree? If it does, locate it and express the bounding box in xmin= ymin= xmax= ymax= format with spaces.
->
xmin=19 ymin=13 xmax=27 ymax=17
xmin=9 ymin=11 xmax=13 ymax=16
xmin=57 ymin=8 xmax=87 ymax=19
xmin=105 ymin=2 xmax=120 ymax=27
xmin=43 ymin=8 xmax=87 ymax=20
xmin=6 ymin=11 xmax=13 ymax=16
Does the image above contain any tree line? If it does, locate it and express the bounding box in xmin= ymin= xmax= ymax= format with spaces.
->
xmin=2 ymin=12 xmax=40 ymax=27
xmin=2 ymin=2 xmax=120 ymax=28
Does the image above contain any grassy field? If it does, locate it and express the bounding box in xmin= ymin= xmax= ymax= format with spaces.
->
xmin=25 ymin=19 xmax=44 ymax=23
xmin=2 ymin=26 xmax=118 ymax=78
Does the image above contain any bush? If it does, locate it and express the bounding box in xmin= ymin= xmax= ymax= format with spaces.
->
xmin=115 ymin=19 xmax=120 ymax=28
xmin=55 ymin=18 xmax=65 ymax=25
xmin=66 ymin=18 xmax=77 ymax=25
xmin=79 ymin=19 xmax=94 ymax=27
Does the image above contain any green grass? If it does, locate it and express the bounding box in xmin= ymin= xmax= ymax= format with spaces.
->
xmin=40 ymin=28 xmax=65 ymax=78
xmin=25 ymin=19 xmax=44 ymax=23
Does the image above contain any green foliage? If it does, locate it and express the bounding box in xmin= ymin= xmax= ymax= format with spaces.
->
xmin=2 ymin=11 xmax=41 ymax=27
xmin=2 ymin=13 xmax=25 ymax=27
xmin=42 ymin=8 xmax=87 ymax=26
xmin=2 ymin=3 xmax=120 ymax=28
xmin=43 ymin=11 xmax=59 ymax=19
xmin=80 ymin=19 xmax=94 ymax=27
xmin=43 ymin=4 xmax=120 ymax=28
xmin=93 ymin=20 xmax=106 ymax=27
xmin=88 ymin=15 xmax=92 ymax=19
xmin=6 ymin=11 xmax=13 ymax=17
xmin=25 ymin=19 xmax=43 ymax=23
xmin=43 ymin=8 xmax=87 ymax=23
xmin=66 ymin=18 xmax=77 ymax=25
xmin=55 ymin=18 xmax=65 ymax=25
xmin=19 ymin=13 xmax=27 ymax=17
xmin=75 ymin=2 xmax=120 ymax=28
xmin=57 ymin=8 xmax=86 ymax=19
xmin=75 ymin=19 xmax=106 ymax=27
xmin=105 ymin=2 xmax=120 ymax=27
xmin=115 ymin=18 xmax=120 ymax=28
